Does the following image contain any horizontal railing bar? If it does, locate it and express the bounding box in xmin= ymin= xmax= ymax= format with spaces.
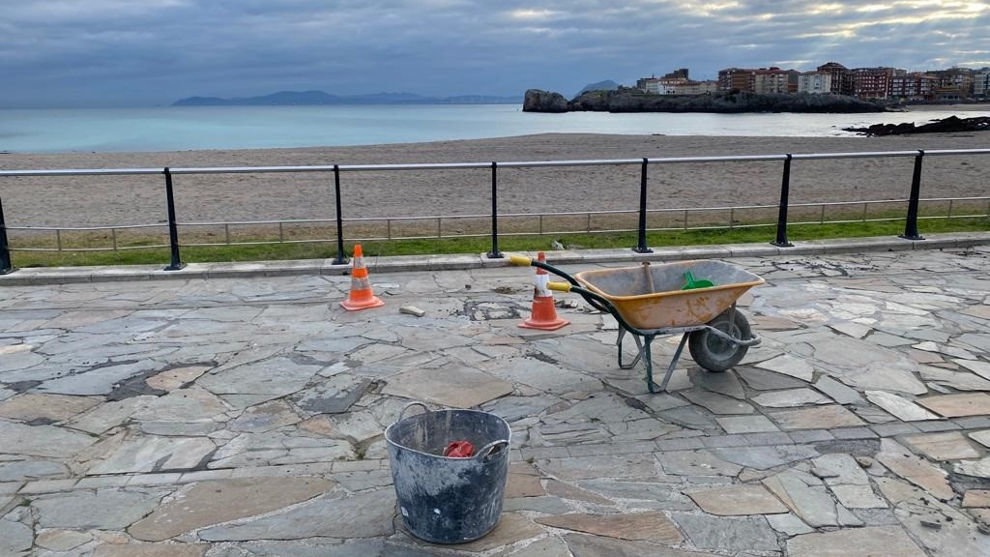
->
xmin=923 ymin=149 xmax=990 ymax=157
xmin=5 ymin=149 xmax=990 ymax=178
xmin=6 ymin=224 xmax=165 ymax=232
xmin=790 ymin=151 xmax=920 ymax=161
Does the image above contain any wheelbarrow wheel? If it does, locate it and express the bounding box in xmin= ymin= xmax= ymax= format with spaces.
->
xmin=688 ymin=309 xmax=752 ymax=372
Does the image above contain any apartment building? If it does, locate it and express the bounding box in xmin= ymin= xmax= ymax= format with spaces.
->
xmin=817 ymin=62 xmax=854 ymax=96
xmin=975 ymin=69 xmax=990 ymax=98
xmin=798 ymin=71 xmax=833 ymax=94
xmin=752 ymin=68 xmax=799 ymax=94
xmin=929 ymin=67 xmax=976 ymax=97
xmin=717 ymin=68 xmax=757 ymax=91
xmin=852 ymin=67 xmax=897 ymax=99
xmin=891 ymin=73 xmax=938 ymax=101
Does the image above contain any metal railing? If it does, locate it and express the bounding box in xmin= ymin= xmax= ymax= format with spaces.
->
xmin=1 ymin=148 xmax=989 ymax=275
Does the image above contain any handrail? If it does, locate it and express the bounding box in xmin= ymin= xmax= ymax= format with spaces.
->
xmin=3 ymin=148 xmax=990 ymax=177
xmin=2 ymin=148 xmax=989 ymax=274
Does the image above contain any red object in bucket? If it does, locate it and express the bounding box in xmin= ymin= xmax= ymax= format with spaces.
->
xmin=443 ymin=441 xmax=474 ymax=458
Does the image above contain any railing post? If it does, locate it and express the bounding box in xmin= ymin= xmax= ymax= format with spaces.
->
xmin=0 ymin=191 xmax=14 ymax=275
xmin=900 ymin=150 xmax=925 ymax=241
xmin=487 ymin=161 xmax=502 ymax=258
xmin=771 ymin=154 xmax=793 ymax=247
xmin=331 ymin=165 xmax=348 ymax=265
xmin=163 ymin=168 xmax=185 ymax=271
xmin=633 ymin=158 xmax=653 ymax=253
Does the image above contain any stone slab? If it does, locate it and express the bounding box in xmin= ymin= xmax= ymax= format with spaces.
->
xmin=769 ymin=405 xmax=865 ymax=430
xmin=536 ymin=512 xmax=681 ymax=543
xmin=753 ymin=388 xmax=831 ymax=408
xmin=684 ymin=485 xmax=787 ymax=515
xmin=88 ymin=436 xmax=215 ymax=474
xmin=129 ymin=478 xmax=334 ymax=541
xmin=902 ymin=431 xmax=981 ymax=461
xmin=34 ymin=489 xmax=165 ymax=529
xmin=917 ymin=393 xmax=990 ymax=417
xmin=865 ymin=391 xmax=940 ymax=422
xmin=0 ymin=419 xmax=96 ymax=458
xmin=877 ymin=439 xmax=954 ymax=501
xmin=564 ymin=533 xmax=718 ymax=557
xmin=754 ymin=354 xmax=813 ymax=382
xmin=0 ymin=393 xmax=101 ymax=423
xmin=671 ymin=512 xmax=779 ymax=552
xmin=382 ymin=365 xmax=512 ymax=408
xmin=737 ymin=367 xmax=808 ymax=391
xmin=788 ymin=526 xmax=925 ymax=557
xmin=199 ymin=489 xmax=395 ymax=540
xmin=716 ymin=415 xmax=779 ymax=434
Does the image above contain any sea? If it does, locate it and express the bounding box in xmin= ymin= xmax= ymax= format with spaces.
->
xmin=0 ymin=104 xmax=985 ymax=154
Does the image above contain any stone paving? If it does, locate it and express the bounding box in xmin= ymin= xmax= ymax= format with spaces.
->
xmin=1 ymin=246 xmax=990 ymax=556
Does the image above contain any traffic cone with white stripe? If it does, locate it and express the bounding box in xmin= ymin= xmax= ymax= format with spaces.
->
xmin=340 ymin=244 xmax=385 ymax=311
xmin=519 ymin=252 xmax=569 ymax=330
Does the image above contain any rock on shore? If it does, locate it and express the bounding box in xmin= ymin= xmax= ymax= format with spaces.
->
xmin=844 ymin=115 xmax=990 ymax=136
xmin=524 ymin=88 xmax=886 ymax=113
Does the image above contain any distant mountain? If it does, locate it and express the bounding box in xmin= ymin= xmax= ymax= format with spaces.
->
xmin=173 ymin=90 xmax=521 ymax=106
xmin=577 ymin=80 xmax=621 ymax=95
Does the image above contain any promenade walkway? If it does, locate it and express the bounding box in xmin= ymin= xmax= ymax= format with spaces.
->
xmin=1 ymin=244 xmax=989 ymax=556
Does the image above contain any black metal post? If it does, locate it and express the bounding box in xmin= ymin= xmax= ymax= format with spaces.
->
xmin=331 ymin=165 xmax=349 ymax=264
xmin=771 ymin=154 xmax=794 ymax=247
xmin=633 ymin=157 xmax=653 ymax=253
xmin=900 ymin=150 xmax=925 ymax=241
xmin=487 ymin=161 xmax=502 ymax=259
xmin=163 ymin=168 xmax=185 ymax=271
xmin=0 ymin=192 xmax=14 ymax=275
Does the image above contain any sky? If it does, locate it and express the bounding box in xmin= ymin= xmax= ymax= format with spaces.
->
xmin=1 ymin=0 xmax=989 ymax=107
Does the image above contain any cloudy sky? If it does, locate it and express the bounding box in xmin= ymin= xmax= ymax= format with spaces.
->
xmin=2 ymin=0 xmax=988 ymax=107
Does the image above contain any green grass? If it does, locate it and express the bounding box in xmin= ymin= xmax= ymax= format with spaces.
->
xmin=6 ymin=216 xmax=987 ymax=269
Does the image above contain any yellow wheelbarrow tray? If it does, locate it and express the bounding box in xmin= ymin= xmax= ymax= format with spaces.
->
xmin=510 ymin=256 xmax=764 ymax=393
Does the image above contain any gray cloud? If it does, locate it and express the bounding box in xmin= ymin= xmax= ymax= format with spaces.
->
xmin=1 ymin=0 xmax=987 ymax=106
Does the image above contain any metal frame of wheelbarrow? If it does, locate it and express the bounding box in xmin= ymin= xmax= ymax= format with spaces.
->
xmin=510 ymin=255 xmax=761 ymax=393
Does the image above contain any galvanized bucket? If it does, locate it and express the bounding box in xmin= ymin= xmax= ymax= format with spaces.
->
xmin=385 ymin=402 xmax=511 ymax=544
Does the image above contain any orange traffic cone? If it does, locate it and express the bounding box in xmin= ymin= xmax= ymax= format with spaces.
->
xmin=519 ymin=252 xmax=569 ymax=331
xmin=340 ymin=244 xmax=385 ymax=311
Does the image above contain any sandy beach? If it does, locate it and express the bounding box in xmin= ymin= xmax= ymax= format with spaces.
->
xmin=1 ymin=133 xmax=988 ymax=229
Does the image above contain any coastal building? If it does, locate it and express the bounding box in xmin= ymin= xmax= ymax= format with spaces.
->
xmin=975 ymin=69 xmax=990 ymax=99
xmin=929 ymin=67 xmax=975 ymax=98
xmin=817 ymin=62 xmax=854 ymax=96
xmin=718 ymin=68 xmax=757 ymax=92
xmin=798 ymin=71 xmax=832 ymax=94
xmin=638 ymin=69 xmax=715 ymax=95
xmin=891 ymin=73 xmax=938 ymax=101
xmin=753 ymin=68 xmax=799 ymax=94
xmin=852 ymin=67 xmax=897 ymax=99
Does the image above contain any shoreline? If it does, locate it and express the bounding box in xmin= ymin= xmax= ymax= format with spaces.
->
xmin=1 ymin=133 xmax=988 ymax=229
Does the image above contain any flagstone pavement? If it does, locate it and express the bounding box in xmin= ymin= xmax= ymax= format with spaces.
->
xmin=1 ymin=246 xmax=990 ymax=556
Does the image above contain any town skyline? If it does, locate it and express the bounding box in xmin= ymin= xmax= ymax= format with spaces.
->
xmin=2 ymin=1 xmax=988 ymax=108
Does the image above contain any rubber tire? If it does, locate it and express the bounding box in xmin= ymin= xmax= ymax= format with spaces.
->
xmin=688 ymin=309 xmax=752 ymax=372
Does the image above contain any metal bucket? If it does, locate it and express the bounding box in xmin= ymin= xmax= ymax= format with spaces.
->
xmin=385 ymin=402 xmax=511 ymax=544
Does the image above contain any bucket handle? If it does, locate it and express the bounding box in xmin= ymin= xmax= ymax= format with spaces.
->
xmin=396 ymin=401 xmax=431 ymax=423
xmin=474 ymin=439 xmax=509 ymax=461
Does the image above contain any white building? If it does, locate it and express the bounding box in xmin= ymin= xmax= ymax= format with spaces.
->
xmin=798 ymin=72 xmax=833 ymax=94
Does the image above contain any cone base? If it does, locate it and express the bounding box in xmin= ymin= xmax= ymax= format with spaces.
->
xmin=340 ymin=296 xmax=385 ymax=311
xmin=519 ymin=317 xmax=570 ymax=331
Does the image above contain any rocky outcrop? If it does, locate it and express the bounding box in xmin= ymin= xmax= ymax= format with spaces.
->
xmin=524 ymin=88 xmax=886 ymax=113
xmin=844 ymin=115 xmax=990 ymax=136
xmin=523 ymin=89 xmax=570 ymax=113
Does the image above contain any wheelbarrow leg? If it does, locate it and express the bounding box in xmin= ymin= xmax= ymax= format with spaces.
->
xmin=654 ymin=332 xmax=690 ymax=393
xmin=617 ymin=328 xmax=645 ymax=370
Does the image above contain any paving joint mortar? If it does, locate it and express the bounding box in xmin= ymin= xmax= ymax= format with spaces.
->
xmin=1 ymin=241 xmax=989 ymax=555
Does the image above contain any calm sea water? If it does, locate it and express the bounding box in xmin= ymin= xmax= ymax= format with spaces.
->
xmin=0 ymin=104 xmax=983 ymax=154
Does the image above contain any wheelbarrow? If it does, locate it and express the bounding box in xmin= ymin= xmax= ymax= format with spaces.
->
xmin=509 ymin=256 xmax=764 ymax=393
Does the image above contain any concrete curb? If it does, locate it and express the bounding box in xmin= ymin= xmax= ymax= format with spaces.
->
xmin=2 ymin=232 xmax=988 ymax=286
